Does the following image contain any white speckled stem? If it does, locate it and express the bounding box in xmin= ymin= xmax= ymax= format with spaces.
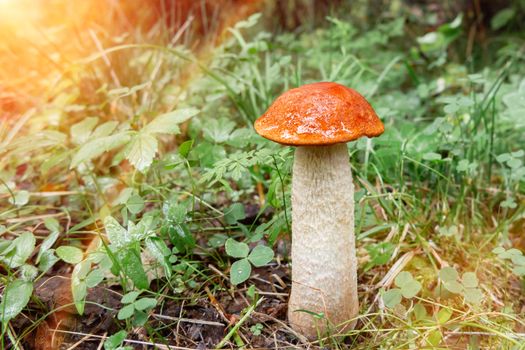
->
xmin=288 ymin=144 xmax=358 ymax=337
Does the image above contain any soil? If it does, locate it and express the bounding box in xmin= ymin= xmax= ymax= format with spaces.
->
xmin=13 ymin=255 xmax=298 ymax=349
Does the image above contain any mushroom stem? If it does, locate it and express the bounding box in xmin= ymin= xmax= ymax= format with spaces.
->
xmin=288 ymin=143 xmax=358 ymax=337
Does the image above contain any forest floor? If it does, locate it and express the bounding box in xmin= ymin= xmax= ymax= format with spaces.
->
xmin=1 ymin=1 xmax=525 ymax=349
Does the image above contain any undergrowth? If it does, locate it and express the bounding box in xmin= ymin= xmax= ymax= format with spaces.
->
xmin=1 ymin=2 xmax=525 ymax=349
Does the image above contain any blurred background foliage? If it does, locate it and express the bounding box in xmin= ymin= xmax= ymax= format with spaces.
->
xmin=1 ymin=0 xmax=525 ymax=348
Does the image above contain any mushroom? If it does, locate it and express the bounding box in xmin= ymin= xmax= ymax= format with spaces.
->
xmin=254 ymin=82 xmax=384 ymax=337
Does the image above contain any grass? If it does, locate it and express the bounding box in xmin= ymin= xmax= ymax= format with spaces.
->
xmin=1 ymin=1 xmax=525 ymax=349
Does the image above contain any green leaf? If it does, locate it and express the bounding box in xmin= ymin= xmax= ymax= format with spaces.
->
xmin=144 ymin=108 xmax=199 ymax=134
xmin=491 ymin=7 xmax=516 ymax=30
xmin=203 ymin=117 xmax=235 ymax=143
xmin=427 ymin=329 xmax=442 ymax=347
xmin=86 ymin=269 xmax=105 ymax=288
xmin=37 ymin=230 xmax=59 ymax=263
xmin=456 ymin=160 xmax=470 ymax=172
xmin=41 ymin=151 xmax=71 ymax=174
xmin=436 ymin=307 xmax=452 ymax=324
xmin=507 ymin=158 xmax=523 ymax=169
xmin=56 ymin=246 xmax=84 ymax=264
xmin=0 ymin=280 xmax=33 ymax=322
xmin=99 ymin=254 xmax=113 ymax=270
xmin=71 ymin=132 xmax=130 ymax=168
xmin=247 ymin=245 xmax=274 ymax=267
xmin=117 ymin=249 xmax=149 ymax=289
xmin=499 ymin=248 xmax=522 ymax=259
xmin=104 ymin=216 xmax=131 ymax=248
xmin=167 ymin=223 xmax=195 ymax=253
xmin=512 ymin=265 xmax=525 ymax=276
xmin=145 ymin=237 xmax=171 ymax=278
xmin=224 ymin=203 xmax=246 ymax=224
xmin=126 ymin=194 xmax=145 ymax=214
xmin=8 ymin=190 xmax=30 ymax=206
xmin=208 ymin=233 xmax=228 ymax=248
xmin=501 ymin=197 xmax=517 ymax=209
xmin=413 ymin=303 xmax=428 ymax=321
xmin=467 ymin=73 xmax=486 ymax=84
xmin=511 ymin=150 xmax=524 ymax=158
xmin=118 ymin=304 xmax=135 ymax=320
xmin=464 ymin=288 xmax=483 ymax=304
xmin=246 ymin=285 xmax=256 ymax=301
xmin=134 ymin=298 xmax=157 ymax=311
xmin=72 ymin=261 xmax=90 ymax=315
xmin=511 ymin=254 xmax=525 ymax=266
xmin=444 ymin=280 xmax=463 ymax=294
xmin=129 ymin=216 xmax=154 ymax=241
xmin=113 ymin=188 xmax=133 ymax=206
xmin=439 ymin=267 xmax=458 ymax=282
xmin=423 ymin=152 xmax=441 ymax=161
xmin=104 ymin=330 xmax=127 ymax=350
xmin=492 ymin=246 xmax=505 ymax=255
xmin=91 ymin=121 xmax=119 ymax=139
xmin=496 ymin=153 xmax=511 ymax=164
xmin=0 ymin=231 xmax=36 ymax=268
xmin=145 ymin=237 xmax=170 ymax=258
xmin=70 ymin=117 xmax=99 ymax=145
xmin=121 ymin=291 xmax=141 ymax=304
xmin=226 ymin=128 xmax=253 ymax=148
xmin=178 ymin=139 xmax=194 ymax=158
xmin=44 ymin=217 xmax=61 ymax=232
xmin=225 ymin=238 xmax=249 ymax=258
xmin=133 ymin=310 xmax=148 ymax=326
xmin=194 ymin=142 xmax=226 ymax=168
xmin=394 ymin=271 xmax=413 ymax=288
xmin=38 ymin=250 xmax=59 ymax=272
xmin=126 ymin=132 xmax=158 ymax=172
xmin=163 ymin=200 xmax=188 ymax=224
xmin=234 ymin=12 xmax=261 ymax=29
xmin=400 ymin=280 xmax=422 ymax=299
xmin=230 ymin=258 xmax=251 ymax=285
xmin=0 ymin=240 xmax=10 ymax=255
xmin=461 ymin=272 xmax=478 ymax=288
xmin=382 ymin=288 xmax=402 ymax=308
xmin=20 ymin=264 xmax=38 ymax=281
xmin=15 ymin=232 xmax=36 ymax=263
xmin=250 ymin=323 xmax=263 ymax=336
xmin=365 ymin=242 xmax=394 ymax=268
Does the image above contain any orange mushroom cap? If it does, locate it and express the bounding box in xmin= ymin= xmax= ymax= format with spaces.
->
xmin=254 ymin=82 xmax=384 ymax=146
